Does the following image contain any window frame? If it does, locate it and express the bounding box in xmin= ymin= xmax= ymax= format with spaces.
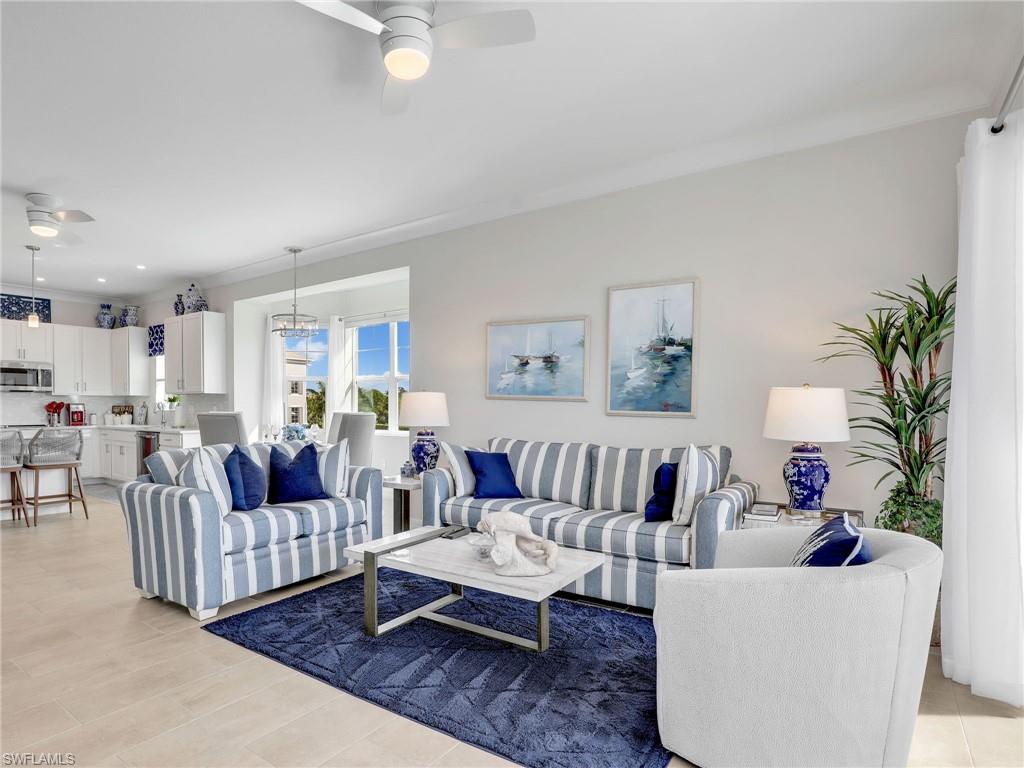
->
xmin=352 ymin=315 xmax=410 ymax=434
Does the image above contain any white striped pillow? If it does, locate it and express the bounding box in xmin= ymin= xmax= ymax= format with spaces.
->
xmin=440 ymin=442 xmax=481 ymax=497
xmin=318 ymin=439 xmax=350 ymax=498
xmin=175 ymin=448 xmax=232 ymax=516
xmin=672 ymin=444 xmax=723 ymax=525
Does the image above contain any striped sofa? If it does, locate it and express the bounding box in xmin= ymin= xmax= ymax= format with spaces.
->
xmin=119 ymin=441 xmax=382 ymax=620
xmin=422 ymin=438 xmax=757 ymax=609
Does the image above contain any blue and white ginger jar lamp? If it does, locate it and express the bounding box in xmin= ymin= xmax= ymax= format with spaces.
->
xmin=763 ymin=385 xmax=850 ymax=517
xmin=398 ymin=391 xmax=450 ymax=474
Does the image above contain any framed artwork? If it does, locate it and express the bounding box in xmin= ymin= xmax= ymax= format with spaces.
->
xmin=486 ymin=316 xmax=589 ymax=401
xmin=607 ymin=278 xmax=698 ymax=417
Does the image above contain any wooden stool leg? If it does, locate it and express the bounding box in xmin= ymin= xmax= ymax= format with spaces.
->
xmin=32 ymin=468 xmax=40 ymax=527
xmin=15 ymin=472 xmax=27 ymax=528
xmin=8 ymin=471 xmax=16 ymax=523
xmin=74 ymin=467 xmax=89 ymax=520
xmin=67 ymin=467 xmax=73 ymax=514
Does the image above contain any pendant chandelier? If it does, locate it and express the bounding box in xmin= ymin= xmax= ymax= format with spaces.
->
xmin=25 ymin=245 xmax=40 ymax=328
xmin=272 ymin=247 xmax=318 ymax=338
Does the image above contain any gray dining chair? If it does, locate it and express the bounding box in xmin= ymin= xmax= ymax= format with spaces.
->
xmin=198 ymin=412 xmax=249 ymax=446
xmin=0 ymin=430 xmax=27 ymax=527
xmin=327 ymin=412 xmax=375 ymax=466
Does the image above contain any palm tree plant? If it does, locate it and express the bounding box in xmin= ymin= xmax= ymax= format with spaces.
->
xmin=820 ymin=275 xmax=955 ymax=544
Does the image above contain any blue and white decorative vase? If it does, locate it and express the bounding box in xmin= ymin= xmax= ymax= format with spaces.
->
xmin=183 ymin=283 xmax=208 ymax=313
xmin=122 ymin=305 xmax=139 ymax=327
xmin=282 ymin=423 xmax=306 ymax=441
xmin=410 ymin=430 xmax=440 ymax=474
xmin=96 ymin=303 xmax=115 ymax=329
xmin=173 ymin=294 xmax=185 ymax=316
xmin=782 ymin=443 xmax=831 ymax=517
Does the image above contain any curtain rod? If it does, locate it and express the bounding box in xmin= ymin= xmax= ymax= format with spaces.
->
xmin=333 ymin=308 xmax=408 ymax=322
xmin=992 ymin=54 xmax=1024 ymax=135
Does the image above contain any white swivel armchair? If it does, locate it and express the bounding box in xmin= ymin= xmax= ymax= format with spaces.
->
xmin=654 ymin=526 xmax=942 ymax=768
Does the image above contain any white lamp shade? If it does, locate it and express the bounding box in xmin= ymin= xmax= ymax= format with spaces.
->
xmin=763 ymin=386 xmax=851 ymax=443
xmin=398 ymin=391 xmax=450 ymax=428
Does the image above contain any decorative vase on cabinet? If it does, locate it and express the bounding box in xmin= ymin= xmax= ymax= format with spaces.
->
xmin=183 ymin=283 xmax=208 ymax=313
xmin=96 ymin=303 xmax=115 ymax=329
xmin=173 ymin=294 xmax=185 ymax=316
xmin=122 ymin=305 xmax=140 ymax=327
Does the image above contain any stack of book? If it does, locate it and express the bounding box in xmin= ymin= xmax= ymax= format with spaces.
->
xmin=744 ymin=503 xmax=783 ymax=528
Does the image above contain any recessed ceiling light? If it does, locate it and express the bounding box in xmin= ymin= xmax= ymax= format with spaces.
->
xmin=36 ymin=277 xmax=45 ymax=282
xmin=136 ymin=265 xmax=146 ymax=270
xmin=97 ymin=277 xmax=106 ymax=283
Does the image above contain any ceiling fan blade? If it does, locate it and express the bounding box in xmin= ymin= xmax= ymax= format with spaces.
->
xmin=381 ymin=76 xmax=414 ymax=115
xmin=432 ymin=9 xmax=535 ymax=49
xmin=55 ymin=209 xmax=94 ymax=223
xmin=52 ymin=231 xmax=83 ymax=248
xmin=295 ymin=0 xmax=389 ymax=36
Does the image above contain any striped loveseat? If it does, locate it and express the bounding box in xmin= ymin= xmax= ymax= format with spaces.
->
xmin=119 ymin=441 xmax=382 ymax=620
xmin=422 ymin=439 xmax=757 ymax=609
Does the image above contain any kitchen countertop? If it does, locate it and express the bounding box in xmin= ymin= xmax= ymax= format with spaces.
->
xmin=3 ymin=424 xmax=199 ymax=434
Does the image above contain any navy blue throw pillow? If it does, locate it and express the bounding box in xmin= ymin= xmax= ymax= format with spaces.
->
xmin=791 ymin=513 xmax=873 ymax=567
xmin=644 ymin=462 xmax=677 ymax=522
xmin=223 ymin=446 xmax=266 ymax=511
xmin=466 ymin=451 xmax=524 ymax=500
xmin=268 ymin=444 xmax=328 ymax=505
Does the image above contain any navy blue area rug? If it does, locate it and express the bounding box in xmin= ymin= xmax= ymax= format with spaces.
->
xmin=204 ymin=569 xmax=670 ymax=768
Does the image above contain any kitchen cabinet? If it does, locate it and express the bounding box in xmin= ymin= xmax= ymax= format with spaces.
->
xmin=164 ymin=311 xmax=226 ymax=394
xmin=111 ymin=327 xmax=151 ymax=396
xmin=52 ymin=324 xmax=112 ymax=396
xmin=79 ymin=428 xmax=99 ymax=478
xmin=0 ymin=319 xmax=53 ymax=363
xmin=98 ymin=430 xmax=138 ymax=482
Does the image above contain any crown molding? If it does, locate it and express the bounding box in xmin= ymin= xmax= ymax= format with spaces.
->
xmin=128 ymin=82 xmax=990 ymax=304
xmin=0 ymin=282 xmax=127 ymax=305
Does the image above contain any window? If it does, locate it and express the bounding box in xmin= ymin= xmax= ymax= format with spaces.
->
xmin=355 ymin=320 xmax=410 ymax=431
xmin=153 ymin=355 xmax=166 ymax=407
xmin=283 ymin=328 xmax=329 ymax=428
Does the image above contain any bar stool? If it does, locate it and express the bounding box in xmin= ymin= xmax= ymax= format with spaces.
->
xmin=0 ymin=430 xmax=28 ymax=527
xmin=23 ymin=428 xmax=88 ymax=526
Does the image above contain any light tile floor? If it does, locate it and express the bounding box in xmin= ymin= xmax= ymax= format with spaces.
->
xmin=1 ymin=493 xmax=1021 ymax=767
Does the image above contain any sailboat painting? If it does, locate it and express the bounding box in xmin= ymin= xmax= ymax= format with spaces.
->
xmin=607 ymin=279 xmax=698 ymax=417
xmin=486 ymin=317 xmax=589 ymax=401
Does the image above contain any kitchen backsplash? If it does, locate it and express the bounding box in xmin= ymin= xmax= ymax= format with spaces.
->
xmin=0 ymin=392 xmax=230 ymax=428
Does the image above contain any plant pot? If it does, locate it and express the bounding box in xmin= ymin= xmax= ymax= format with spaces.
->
xmin=173 ymin=407 xmax=186 ymax=427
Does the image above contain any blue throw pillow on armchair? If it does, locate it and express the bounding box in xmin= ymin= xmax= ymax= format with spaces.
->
xmin=223 ymin=445 xmax=266 ymax=511
xmin=466 ymin=451 xmax=524 ymax=499
xmin=791 ymin=513 xmax=873 ymax=567
xmin=268 ymin=443 xmax=329 ymax=504
xmin=644 ymin=462 xmax=677 ymax=522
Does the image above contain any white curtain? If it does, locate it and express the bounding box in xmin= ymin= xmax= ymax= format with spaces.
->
xmin=942 ymin=110 xmax=1024 ymax=707
xmin=261 ymin=314 xmax=285 ymax=436
xmin=326 ymin=315 xmax=352 ymax=425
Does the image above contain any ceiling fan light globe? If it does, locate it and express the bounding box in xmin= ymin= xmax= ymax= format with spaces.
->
xmin=29 ymin=223 xmax=60 ymax=237
xmin=383 ymin=46 xmax=430 ymax=80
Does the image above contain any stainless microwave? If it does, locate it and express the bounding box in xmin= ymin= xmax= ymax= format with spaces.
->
xmin=0 ymin=362 xmax=53 ymax=393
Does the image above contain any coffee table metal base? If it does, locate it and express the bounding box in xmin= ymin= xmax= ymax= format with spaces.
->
xmin=362 ymin=534 xmax=551 ymax=652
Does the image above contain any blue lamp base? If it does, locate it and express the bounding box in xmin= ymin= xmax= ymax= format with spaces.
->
xmin=410 ymin=430 xmax=440 ymax=474
xmin=782 ymin=443 xmax=831 ymax=518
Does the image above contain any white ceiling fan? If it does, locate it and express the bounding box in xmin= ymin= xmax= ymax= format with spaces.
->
xmin=296 ymin=1 xmax=536 ymax=114
xmin=25 ymin=192 xmax=94 ymax=246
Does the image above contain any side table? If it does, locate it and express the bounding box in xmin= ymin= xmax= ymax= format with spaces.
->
xmin=743 ymin=501 xmax=866 ymax=530
xmin=383 ymin=475 xmax=421 ymax=534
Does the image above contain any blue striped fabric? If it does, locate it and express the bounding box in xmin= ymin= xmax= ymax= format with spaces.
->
xmin=439 ymin=496 xmax=582 ymax=537
xmin=119 ymin=482 xmax=224 ymax=611
xmin=422 ymin=468 xmax=455 ymax=526
xmin=691 ymin=479 xmax=758 ymax=569
xmin=223 ymin=525 xmax=366 ymax=603
xmin=560 ymin=551 xmax=686 ymax=609
xmin=175 ymin=449 xmax=232 ymax=516
xmin=588 ymin=444 xmax=731 ymax=514
xmin=487 ymin=438 xmax=595 ymax=507
xmin=549 ymin=509 xmax=691 ymax=565
xmin=222 ymin=507 xmax=303 ymax=554
xmin=439 ymin=442 xmax=480 ymax=496
xmin=269 ymin=497 xmax=365 ymax=537
xmin=672 ymin=444 xmax=724 ymax=525
xmin=317 ymin=439 xmax=350 ymax=497
xmin=347 ymin=465 xmax=382 ymax=540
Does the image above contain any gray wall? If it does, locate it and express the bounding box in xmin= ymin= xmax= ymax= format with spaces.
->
xmin=136 ymin=110 xmax=977 ymax=519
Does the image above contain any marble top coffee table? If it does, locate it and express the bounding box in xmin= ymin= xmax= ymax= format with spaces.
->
xmin=344 ymin=525 xmax=605 ymax=652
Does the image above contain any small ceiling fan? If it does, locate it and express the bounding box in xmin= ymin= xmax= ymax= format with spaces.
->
xmin=296 ymin=0 xmax=536 ymax=114
xmin=25 ymin=192 xmax=94 ymax=246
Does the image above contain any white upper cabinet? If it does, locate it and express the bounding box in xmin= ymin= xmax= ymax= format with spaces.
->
xmin=0 ymin=319 xmax=53 ymax=363
xmin=111 ymin=326 xmax=151 ymax=396
xmin=52 ymin=324 xmax=112 ymax=395
xmin=164 ymin=312 xmax=225 ymax=394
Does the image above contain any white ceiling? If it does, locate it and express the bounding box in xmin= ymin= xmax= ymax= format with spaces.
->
xmin=2 ymin=1 xmax=1020 ymax=298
